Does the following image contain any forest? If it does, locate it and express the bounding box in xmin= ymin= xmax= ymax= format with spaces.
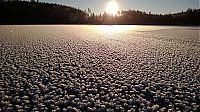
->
xmin=0 ymin=1 xmax=199 ymax=25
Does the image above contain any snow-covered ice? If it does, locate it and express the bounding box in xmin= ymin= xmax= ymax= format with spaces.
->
xmin=0 ymin=25 xmax=199 ymax=111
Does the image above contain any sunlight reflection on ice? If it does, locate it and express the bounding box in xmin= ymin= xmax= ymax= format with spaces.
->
xmin=91 ymin=25 xmax=136 ymax=34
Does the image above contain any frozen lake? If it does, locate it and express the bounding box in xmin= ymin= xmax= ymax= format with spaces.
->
xmin=0 ymin=25 xmax=200 ymax=111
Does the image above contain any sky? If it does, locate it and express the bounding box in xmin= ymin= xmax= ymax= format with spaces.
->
xmin=40 ymin=0 xmax=199 ymax=14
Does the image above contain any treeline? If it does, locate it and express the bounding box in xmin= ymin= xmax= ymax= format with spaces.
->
xmin=0 ymin=1 xmax=199 ymax=25
xmin=100 ymin=9 xmax=200 ymax=25
xmin=0 ymin=1 xmax=87 ymax=24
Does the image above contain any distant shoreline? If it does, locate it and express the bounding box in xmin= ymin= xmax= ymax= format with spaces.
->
xmin=0 ymin=1 xmax=199 ymax=26
xmin=0 ymin=24 xmax=200 ymax=27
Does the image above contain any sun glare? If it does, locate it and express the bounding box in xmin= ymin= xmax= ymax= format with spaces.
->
xmin=95 ymin=25 xmax=135 ymax=34
xmin=106 ymin=0 xmax=119 ymax=16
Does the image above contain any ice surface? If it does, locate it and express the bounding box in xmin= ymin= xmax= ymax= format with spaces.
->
xmin=0 ymin=25 xmax=199 ymax=111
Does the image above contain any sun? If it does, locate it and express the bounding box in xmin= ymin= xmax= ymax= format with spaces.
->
xmin=106 ymin=0 xmax=119 ymax=16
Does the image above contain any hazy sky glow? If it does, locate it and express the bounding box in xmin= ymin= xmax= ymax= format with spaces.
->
xmin=40 ymin=0 xmax=199 ymax=14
